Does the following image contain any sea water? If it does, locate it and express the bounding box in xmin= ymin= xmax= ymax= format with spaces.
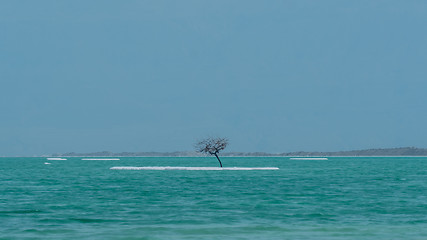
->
xmin=1 ymin=157 xmax=427 ymax=239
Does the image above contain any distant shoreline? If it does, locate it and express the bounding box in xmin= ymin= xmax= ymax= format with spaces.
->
xmin=39 ymin=147 xmax=427 ymax=157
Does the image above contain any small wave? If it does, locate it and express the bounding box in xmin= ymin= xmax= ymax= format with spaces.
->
xmin=69 ymin=218 xmax=117 ymax=223
xmin=46 ymin=158 xmax=67 ymax=160
xmin=110 ymin=166 xmax=279 ymax=170
xmin=0 ymin=209 xmax=42 ymax=214
xmin=290 ymin=158 xmax=328 ymax=160
xmin=81 ymin=158 xmax=120 ymax=161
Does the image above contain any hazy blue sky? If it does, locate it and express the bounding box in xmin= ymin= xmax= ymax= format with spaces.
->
xmin=1 ymin=1 xmax=427 ymax=156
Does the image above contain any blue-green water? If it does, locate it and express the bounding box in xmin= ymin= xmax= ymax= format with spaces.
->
xmin=1 ymin=157 xmax=427 ymax=239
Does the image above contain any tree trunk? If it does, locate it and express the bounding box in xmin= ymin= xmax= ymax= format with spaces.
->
xmin=213 ymin=153 xmax=223 ymax=168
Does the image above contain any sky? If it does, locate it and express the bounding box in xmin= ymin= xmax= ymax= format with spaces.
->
xmin=1 ymin=1 xmax=427 ymax=156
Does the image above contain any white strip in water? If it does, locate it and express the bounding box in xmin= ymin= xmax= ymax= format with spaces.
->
xmin=47 ymin=158 xmax=67 ymax=160
xmin=290 ymin=158 xmax=328 ymax=160
xmin=110 ymin=166 xmax=279 ymax=171
xmin=82 ymin=158 xmax=120 ymax=161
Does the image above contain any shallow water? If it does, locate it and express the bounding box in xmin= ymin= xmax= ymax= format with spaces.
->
xmin=1 ymin=157 xmax=427 ymax=239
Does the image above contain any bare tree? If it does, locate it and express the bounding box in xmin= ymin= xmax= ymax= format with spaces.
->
xmin=195 ymin=137 xmax=228 ymax=167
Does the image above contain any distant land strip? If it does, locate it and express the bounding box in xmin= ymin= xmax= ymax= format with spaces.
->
xmin=49 ymin=147 xmax=427 ymax=157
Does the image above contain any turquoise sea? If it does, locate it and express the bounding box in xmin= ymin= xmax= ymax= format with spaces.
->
xmin=1 ymin=157 xmax=427 ymax=239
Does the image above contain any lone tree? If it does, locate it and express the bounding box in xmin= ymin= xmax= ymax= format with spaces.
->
xmin=195 ymin=137 xmax=228 ymax=167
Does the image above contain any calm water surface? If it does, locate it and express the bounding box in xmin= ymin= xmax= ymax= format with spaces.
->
xmin=1 ymin=157 xmax=427 ymax=239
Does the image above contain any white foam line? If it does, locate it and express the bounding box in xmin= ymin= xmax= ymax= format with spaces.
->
xmin=110 ymin=166 xmax=279 ymax=171
xmin=290 ymin=158 xmax=328 ymax=160
xmin=82 ymin=158 xmax=120 ymax=161
xmin=47 ymin=158 xmax=67 ymax=160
